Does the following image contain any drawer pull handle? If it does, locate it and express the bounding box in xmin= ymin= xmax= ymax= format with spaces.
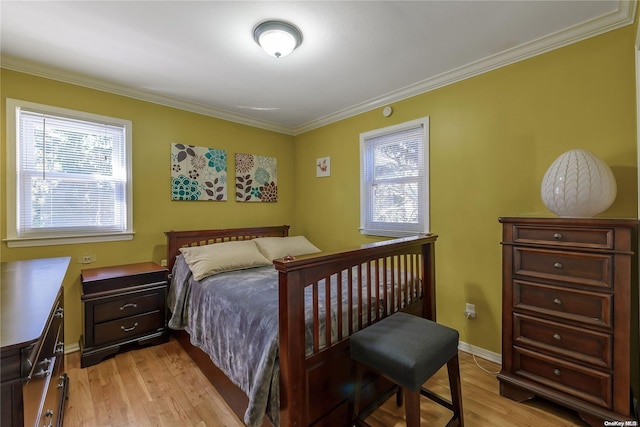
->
xmin=121 ymin=322 xmax=139 ymax=332
xmin=120 ymin=303 xmax=138 ymax=311
xmin=553 ymin=262 xmax=563 ymax=269
xmin=43 ymin=409 xmax=54 ymax=427
xmin=39 ymin=357 xmax=51 ymax=366
xmin=553 ymin=333 xmax=562 ymax=341
xmin=33 ymin=368 xmax=52 ymax=379
xmin=55 ymin=342 xmax=64 ymax=355
xmin=54 ymin=307 xmax=64 ymax=319
xmin=553 ymin=298 xmax=562 ymax=305
xmin=553 ymin=369 xmax=561 ymax=376
xmin=553 ymin=233 xmax=563 ymax=240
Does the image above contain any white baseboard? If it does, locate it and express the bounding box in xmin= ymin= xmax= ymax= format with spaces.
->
xmin=63 ymin=340 xmax=501 ymax=366
xmin=64 ymin=342 xmax=80 ymax=355
xmin=458 ymin=340 xmax=502 ymax=365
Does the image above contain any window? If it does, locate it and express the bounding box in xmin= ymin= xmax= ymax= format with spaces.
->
xmin=360 ymin=117 xmax=429 ymax=237
xmin=5 ymin=99 xmax=133 ymax=247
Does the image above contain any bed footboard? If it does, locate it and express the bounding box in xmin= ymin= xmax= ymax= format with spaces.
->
xmin=274 ymin=234 xmax=437 ymax=427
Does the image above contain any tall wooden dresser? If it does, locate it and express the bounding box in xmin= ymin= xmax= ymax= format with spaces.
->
xmin=499 ymin=217 xmax=639 ymax=425
xmin=1 ymin=257 xmax=70 ymax=427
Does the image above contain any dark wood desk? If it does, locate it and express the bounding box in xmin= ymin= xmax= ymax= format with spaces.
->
xmin=1 ymin=257 xmax=70 ymax=427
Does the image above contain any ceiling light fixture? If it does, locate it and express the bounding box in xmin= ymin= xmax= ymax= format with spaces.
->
xmin=253 ymin=20 xmax=302 ymax=58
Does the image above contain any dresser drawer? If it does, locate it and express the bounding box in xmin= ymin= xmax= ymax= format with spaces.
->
xmin=514 ymin=247 xmax=612 ymax=289
xmin=23 ymin=302 xmax=63 ymax=378
xmin=513 ymin=313 xmax=612 ymax=368
xmin=23 ymin=357 xmax=56 ymax=427
xmin=512 ymin=225 xmax=613 ymax=249
xmin=514 ymin=346 xmax=612 ymax=408
xmin=513 ymin=280 xmax=611 ymax=329
xmin=23 ymin=294 xmax=64 ymax=427
xmin=94 ymin=311 xmax=162 ymax=346
xmin=94 ymin=291 xmax=162 ymax=323
xmin=39 ymin=355 xmax=65 ymax=427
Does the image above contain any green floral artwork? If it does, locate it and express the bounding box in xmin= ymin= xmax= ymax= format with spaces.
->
xmin=235 ymin=153 xmax=277 ymax=202
xmin=171 ymin=143 xmax=227 ymax=201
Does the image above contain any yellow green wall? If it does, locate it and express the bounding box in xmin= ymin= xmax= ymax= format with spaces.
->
xmin=1 ymin=21 xmax=638 ymax=354
xmin=0 ymin=69 xmax=296 ymax=345
xmin=294 ymin=25 xmax=638 ymax=354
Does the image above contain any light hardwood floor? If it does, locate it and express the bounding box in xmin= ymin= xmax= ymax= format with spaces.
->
xmin=63 ymin=338 xmax=588 ymax=426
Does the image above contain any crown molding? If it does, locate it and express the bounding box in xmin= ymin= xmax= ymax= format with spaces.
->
xmin=293 ymin=0 xmax=637 ymax=135
xmin=2 ymin=1 xmax=634 ymax=137
xmin=0 ymin=56 xmax=296 ymax=136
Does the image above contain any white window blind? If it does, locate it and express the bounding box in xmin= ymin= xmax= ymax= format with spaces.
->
xmin=360 ymin=117 xmax=429 ymax=237
xmin=6 ymin=99 xmax=133 ymax=246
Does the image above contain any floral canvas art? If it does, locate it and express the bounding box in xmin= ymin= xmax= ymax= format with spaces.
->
xmin=235 ymin=153 xmax=277 ymax=202
xmin=171 ymin=143 xmax=227 ymax=201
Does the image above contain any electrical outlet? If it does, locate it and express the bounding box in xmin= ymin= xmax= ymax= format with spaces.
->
xmin=160 ymin=259 xmax=168 ymax=267
xmin=465 ymin=303 xmax=476 ymax=319
xmin=78 ymin=254 xmax=97 ymax=264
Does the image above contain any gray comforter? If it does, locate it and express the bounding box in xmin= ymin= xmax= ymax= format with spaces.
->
xmin=168 ymin=256 xmax=281 ymax=426
xmin=168 ymin=255 xmax=415 ymax=427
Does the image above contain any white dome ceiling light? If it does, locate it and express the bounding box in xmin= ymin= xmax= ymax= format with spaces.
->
xmin=253 ymin=20 xmax=302 ymax=58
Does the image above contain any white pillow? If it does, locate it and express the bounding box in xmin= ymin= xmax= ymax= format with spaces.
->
xmin=179 ymin=240 xmax=271 ymax=280
xmin=253 ymin=236 xmax=321 ymax=261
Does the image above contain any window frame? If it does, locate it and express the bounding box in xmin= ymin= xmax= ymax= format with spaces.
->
xmin=359 ymin=116 xmax=430 ymax=238
xmin=5 ymin=98 xmax=134 ymax=247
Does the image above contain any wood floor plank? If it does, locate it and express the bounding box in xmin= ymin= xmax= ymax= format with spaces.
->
xmin=64 ymin=337 xmax=588 ymax=426
xmin=63 ymin=351 xmax=98 ymax=426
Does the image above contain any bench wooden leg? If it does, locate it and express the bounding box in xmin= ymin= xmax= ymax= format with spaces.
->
xmin=404 ymin=388 xmax=421 ymax=427
xmin=446 ymin=353 xmax=464 ymax=427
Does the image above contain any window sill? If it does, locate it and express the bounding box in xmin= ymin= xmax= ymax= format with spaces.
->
xmin=4 ymin=232 xmax=135 ymax=248
xmin=359 ymin=228 xmax=427 ymax=238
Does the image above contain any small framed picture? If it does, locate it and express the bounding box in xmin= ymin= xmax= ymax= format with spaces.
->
xmin=316 ymin=157 xmax=330 ymax=177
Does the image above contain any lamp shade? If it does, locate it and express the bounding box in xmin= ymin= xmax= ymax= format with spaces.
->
xmin=540 ymin=149 xmax=616 ymax=217
xmin=254 ymin=21 xmax=302 ymax=58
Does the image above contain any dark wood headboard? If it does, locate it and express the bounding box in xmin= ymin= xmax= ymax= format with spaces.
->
xmin=165 ymin=225 xmax=290 ymax=272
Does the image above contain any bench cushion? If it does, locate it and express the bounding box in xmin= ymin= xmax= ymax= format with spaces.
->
xmin=350 ymin=312 xmax=459 ymax=391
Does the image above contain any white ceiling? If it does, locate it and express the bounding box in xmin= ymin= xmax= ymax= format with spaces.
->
xmin=0 ymin=1 xmax=635 ymax=135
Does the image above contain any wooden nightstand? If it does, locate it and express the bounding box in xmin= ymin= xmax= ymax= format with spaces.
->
xmin=80 ymin=262 xmax=169 ymax=368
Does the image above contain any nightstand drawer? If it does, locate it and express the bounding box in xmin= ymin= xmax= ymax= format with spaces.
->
xmin=512 ymin=225 xmax=613 ymax=249
xmin=514 ymin=280 xmax=611 ymax=329
xmin=514 ymin=247 xmax=612 ymax=289
xmin=94 ymin=291 xmax=162 ymax=323
xmin=81 ymin=262 xmax=167 ymax=294
xmin=94 ymin=311 xmax=162 ymax=346
xmin=513 ymin=313 xmax=612 ymax=368
xmin=514 ymin=346 xmax=612 ymax=409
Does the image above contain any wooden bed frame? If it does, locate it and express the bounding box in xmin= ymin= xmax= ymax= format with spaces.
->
xmin=165 ymin=225 xmax=438 ymax=427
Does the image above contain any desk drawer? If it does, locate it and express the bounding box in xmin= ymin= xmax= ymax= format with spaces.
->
xmin=513 ymin=313 xmax=612 ymax=368
xmin=94 ymin=311 xmax=162 ymax=346
xmin=512 ymin=225 xmax=613 ymax=249
xmin=513 ymin=280 xmax=611 ymax=329
xmin=514 ymin=346 xmax=612 ymax=408
xmin=514 ymin=247 xmax=612 ymax=289
xmin=94 ymin=291 xmax=162 ymax=323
